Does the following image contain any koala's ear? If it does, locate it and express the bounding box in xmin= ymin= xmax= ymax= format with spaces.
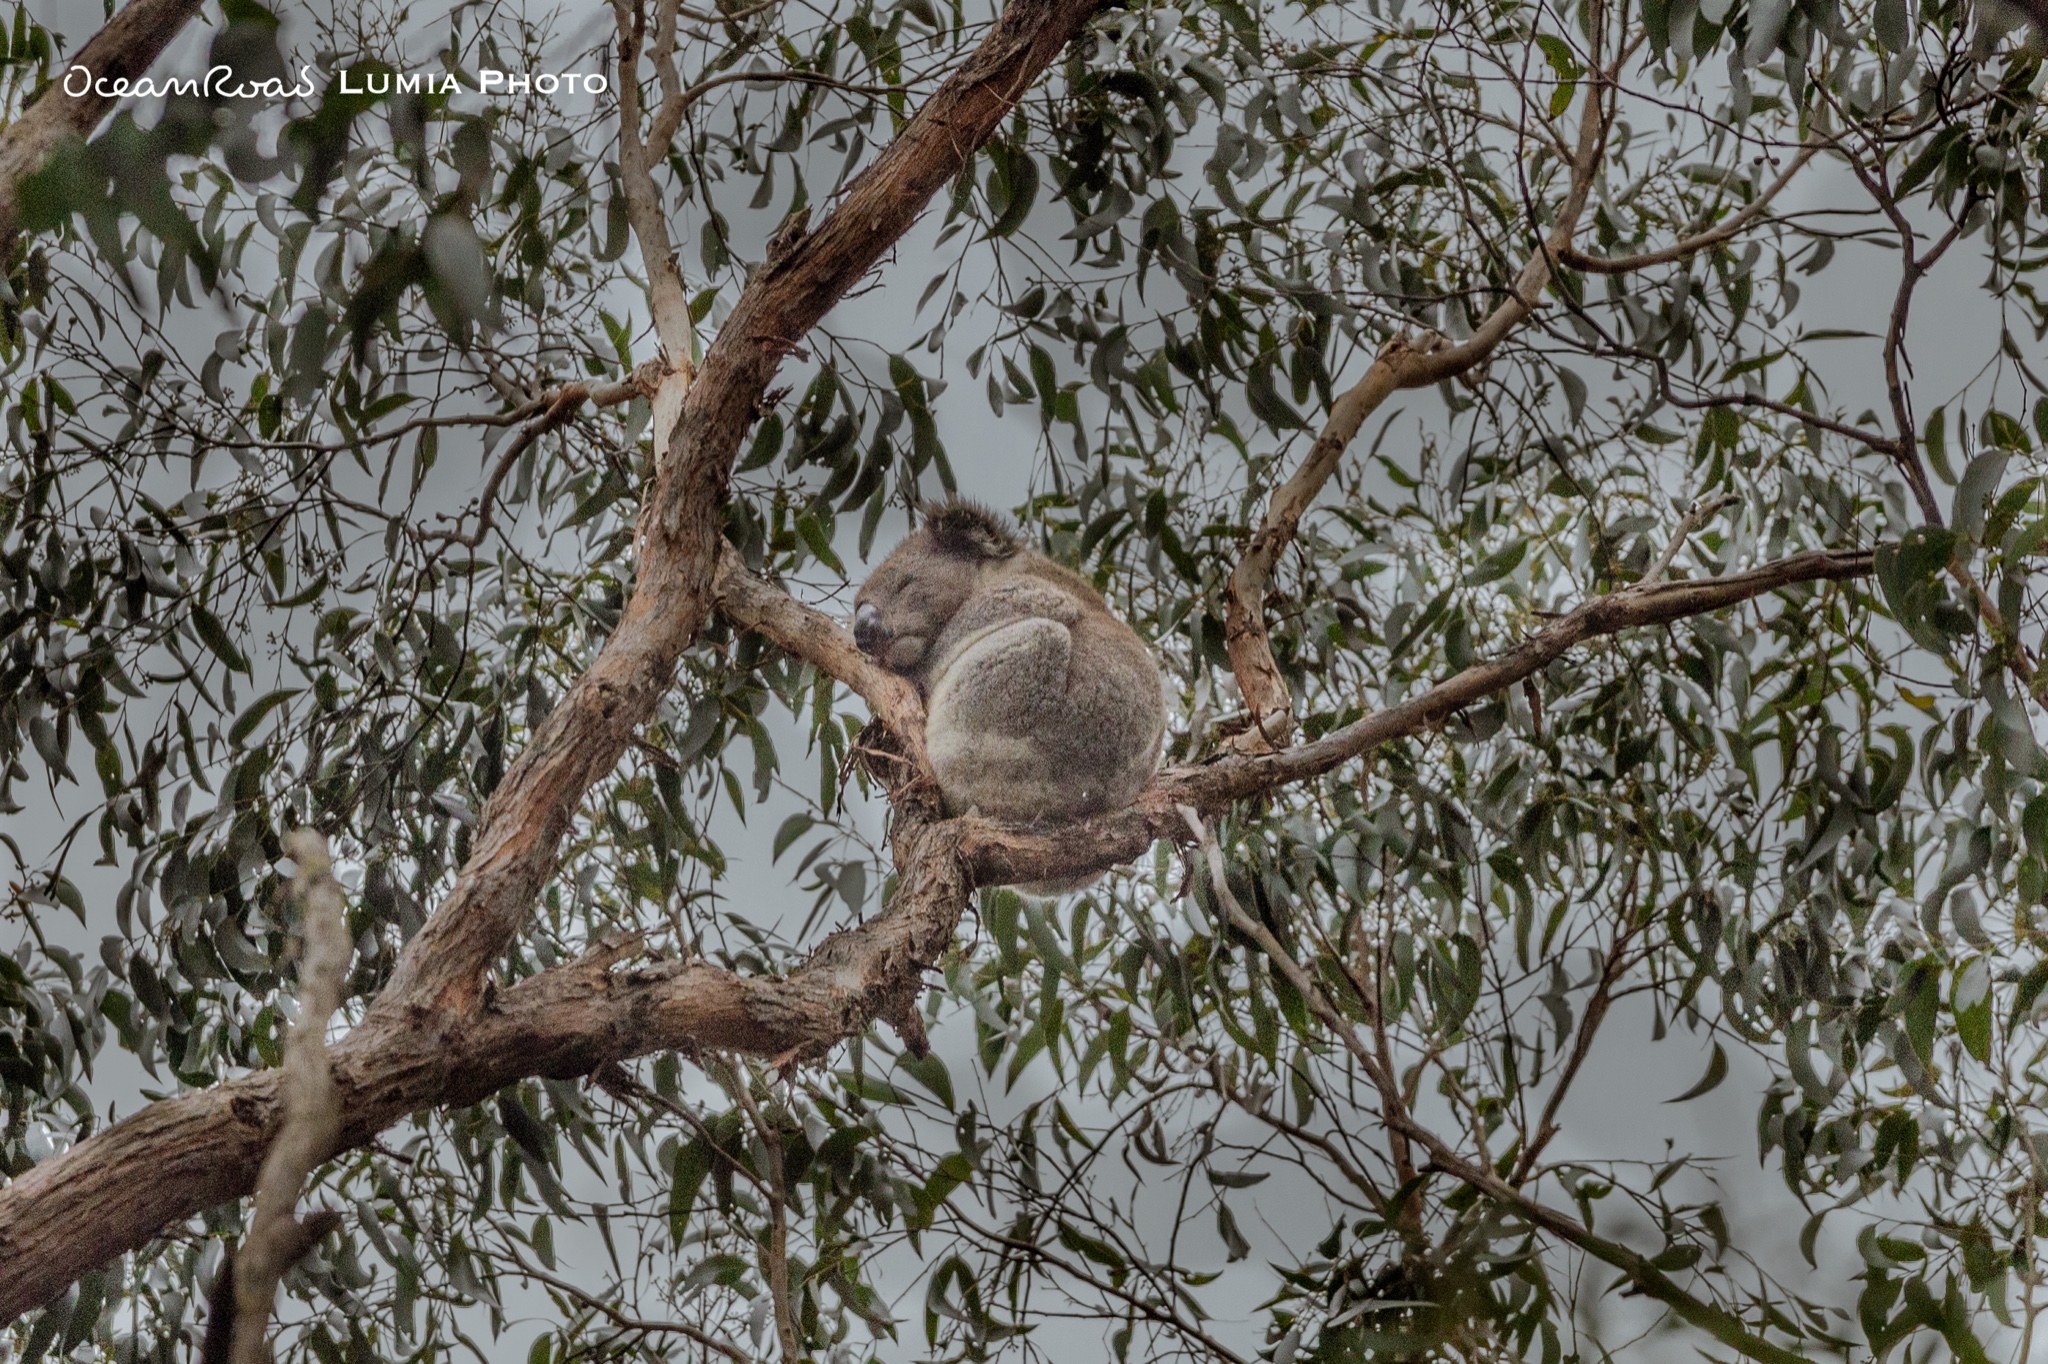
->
xmin=921 ymin=499 xmax=1019 ymax=560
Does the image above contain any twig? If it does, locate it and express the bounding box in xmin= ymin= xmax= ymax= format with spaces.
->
xmin=229 ymin=831 xmax=353 ymax=1364
xmin=1558 ymin=141 xmax=1823 ymax=274
xmin=423 ymin=371 xmax=659 ymax=550
xmin=499 ymin=1238 xmax=754 ymax=1364
xmin=1643 ymin=494 xmax=1740 ymax=585
xmin=649 ymin=70 xmax=904 ymax=155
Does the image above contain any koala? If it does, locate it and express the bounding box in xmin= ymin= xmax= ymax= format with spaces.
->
xmin=854 ymin=501 xmax=1165 ymax=876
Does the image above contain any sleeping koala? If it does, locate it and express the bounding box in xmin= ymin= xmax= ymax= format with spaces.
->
xmin=853 ymin=501 xmax=1164 ymax=863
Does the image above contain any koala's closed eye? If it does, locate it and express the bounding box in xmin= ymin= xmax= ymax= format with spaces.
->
xmin=853 ymin=499 xmax=1166 ymax=893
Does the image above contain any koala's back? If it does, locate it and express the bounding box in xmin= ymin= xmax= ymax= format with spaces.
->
xmin=922 ymin=552 xmax=1164 ymax=824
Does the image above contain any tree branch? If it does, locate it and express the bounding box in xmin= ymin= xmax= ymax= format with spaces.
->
xmin=228 ymin=832 xmax=351 ymax=1364
xmin=1557 ymin=141 xmax=1821 ymax=275
xmin=0 ymin=543 xmax=1869 ymax=1321
xmin=1221 ymin=66 xmax=1613 ymax=749
xmin=713 ymin=544 xmax=930 ymax=770
xmin=423 ymin=373 xmax=660 ymax=549
xmin=1182 ymin=815 xmax=1810 ymax=1364
xmin=0 ymin=0 xmax=1101 ymax=1322
xmin=371 ymin=0 xmax=1105 ymax=1021
xmin=614 ymin=0 xmax=700 ymax=370
xmin=0 ymin=812 xmax=970 ymax=1322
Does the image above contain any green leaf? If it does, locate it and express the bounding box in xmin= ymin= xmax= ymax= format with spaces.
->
xmin=772 ymin=813 xmax=815 ymax=861
xmin=796 ymin=512 xmax=846 ymax=578
xmin=191 ymin=604 xmax=251 ymax=673
xmin=1665 ymin=1043 xmax=1727 ymax=1102
xmin=669 ymin=1138 xmax=713 ymax=1244
xmin=497 ymin=1090 xmax=554 ymax=1171
xmin=228 ymin=688 xmax=299 ymax=747
xmin=1207 ymin=1168 xmax=1270 ymax=1188
xmin=900 ymin=1052 xmax=954 ymax=1108
xmin=1468 ymin=539 xmax=1527 ymax=586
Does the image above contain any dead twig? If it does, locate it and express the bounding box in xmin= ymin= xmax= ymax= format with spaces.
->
xmin=227 ymin=831 xmax=353 ymax=1364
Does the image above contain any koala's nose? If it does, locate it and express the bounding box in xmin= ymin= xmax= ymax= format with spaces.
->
xmin=853 ymin=603 xmax=888 ymax=654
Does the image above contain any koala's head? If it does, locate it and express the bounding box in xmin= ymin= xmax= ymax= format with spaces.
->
xmin=854 ymin=500 xmax=1018 ymax=678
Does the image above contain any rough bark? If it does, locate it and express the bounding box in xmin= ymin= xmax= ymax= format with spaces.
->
xmin=0 ymin=0 xmax=207 ymax=250
xmin=0 ymin=813 xmax=970 ymax=1321
xmin=371 ymin=0 xmax=1104 ymax=1021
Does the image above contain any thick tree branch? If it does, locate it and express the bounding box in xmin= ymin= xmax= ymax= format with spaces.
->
xmin=0 ymin=0 xmax=206 ymax=251
xmin=0 ymin=544 xmax=1869 ymax=1321
xmin=698 ymin=545 xmax=1876 ymax=891
xmin=0 ymin=813 xmax=969 ymax=1322
xmin=371 ymin=0 xmax=1104 ymax=1021
xmin=713 ymin=546 xmax=928 ymax=758
xmin=1221 ymin=67 xmax=1612 ymax=749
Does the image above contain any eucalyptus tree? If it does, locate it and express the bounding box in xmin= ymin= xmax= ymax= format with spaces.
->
xmin=0 ymin=0 xmax=2043 ymax=1358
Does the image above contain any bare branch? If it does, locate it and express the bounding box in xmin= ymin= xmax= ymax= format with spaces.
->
xmin=498 ymin=1232 xmax=754 ymax=1363
xmin=1643 ymin=494 xmax=1740 ymax=585
xmin=614 ymin=0 xmax=700 ymax=369
xmin=228 ymin=832 xmax=352 ymax=1364
xmin=372 ymin=0 xmax=1105 ymax=1020
xmin=422 ymin=371 xmax=662 ymax=550
xmin=712 ymin=545 xmax=930 ymax=770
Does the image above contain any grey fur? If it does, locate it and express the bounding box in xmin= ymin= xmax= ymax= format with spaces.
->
xmin=854 ymin=501 xmax=1165 ymax=892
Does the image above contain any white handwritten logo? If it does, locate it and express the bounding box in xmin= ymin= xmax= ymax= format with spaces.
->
xmin=62 ymin=63 xmax=320 ymax=101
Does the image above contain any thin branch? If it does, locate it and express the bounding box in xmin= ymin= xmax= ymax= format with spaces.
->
xmin=1509 ymin=882 xmax=1637 ymax=1183
xmin=1840 ymin=153 xmax=2037 ymax=689
xmin=499 ymin=1238 xmax=754 ymax=1364
xmin=1643 ymin=494 xmax=1740 ymax=585
xmin=1558 ymin=141 xmax=1822 ymax=274
xmin=1180 ymin=813 xmax=1808 ymax=1364
xmin=646 ymin=70 xmax=902 ymax=166
xmin=422 ymin=374 xmax=658 ymax=550
xmin=1221 ymin=60 xmax=1613 ymax=749
xmin=1652 ymin=364 xmax=1900 ymax=454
